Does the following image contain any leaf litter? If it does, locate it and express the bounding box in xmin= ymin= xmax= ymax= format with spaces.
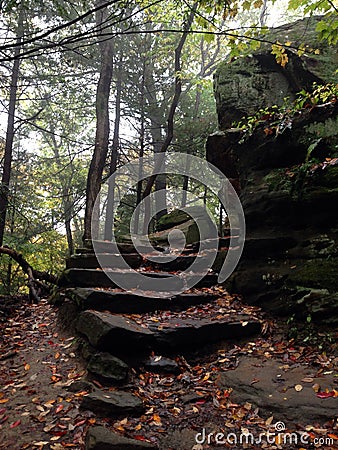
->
xmin=0 ymin=291 xmax=337 ymax=449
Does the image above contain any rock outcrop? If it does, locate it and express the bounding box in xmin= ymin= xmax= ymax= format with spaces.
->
xmin=206 ymin=16 xmax=338 ymax=324
xmin=213 ymin=16 xmax=338 ymax=130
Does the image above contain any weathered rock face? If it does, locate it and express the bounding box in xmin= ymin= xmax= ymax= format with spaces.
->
xmin=207 ymin=16 xmax=338 ymax=324
xmin=217 ymin=357 xmax=337 ymax=425
xmin=214 ymin=16 xmax=338 ymax=130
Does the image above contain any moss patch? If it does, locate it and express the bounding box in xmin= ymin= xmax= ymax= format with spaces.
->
xmin=287 ymin=259 xmax=338 ymax=292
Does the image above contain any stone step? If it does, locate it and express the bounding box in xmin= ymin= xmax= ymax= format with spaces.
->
xmin=83 ymin=236 xmax=239 ymax=254
xmin=57 ymin=268 xmax=218 ymax=290
xmin=66 ymin=253 xmax=142 ymax=269
xmin=76 ymin=308 xmax=261 ymax=354
xmin=56 ymin=287 xmax=218 ymax=313
xmin=86 ymin=426 xmax=157 ymax=449
xmin=80 ymin=389 xmax=145 ymax=418
xmin=84 ymin=239 xmax=165 ymax=254
xmin=66 ymin=249 xmax=228 ymax=272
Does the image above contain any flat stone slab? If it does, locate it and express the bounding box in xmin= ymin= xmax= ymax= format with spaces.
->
xmin=76 ymin=310 xmax=154 ymax=352
xmin=86 ymin=426 xmax=157 ymax=449
xmin=76 ymin=309 xmax=261 ymax=354
xmin=57 ymin=268 xmax=217 ymax=290
xmin=62 ymin=287 xmax=217 ymax=313
xmin=81 ymin=389 xmax=145 ymax=417
xmin=217 ymin=356 xmax=337 ymax=425
xmin=143 ymin=355 xmax=180 ymax=374
xmin=150 ymin=315 xmax=261 ymax=349
xmin=87 ymin=352 xmax=129 ymax=382
xmin=66 ymin=253 xmax=142 ymax=269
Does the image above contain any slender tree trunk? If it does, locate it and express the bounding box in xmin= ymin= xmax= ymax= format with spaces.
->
xmin=0 ymin=7 xmax=24 ymax=246
xmin=104 ymin=52 xmax=123 ymax=241
xmin=181 ymin=163 xmax=190 ymax=207
xmin=260 ymin=0 xmax=268 ymax=26
xmin=219 ymin=204 xmax=223 ymax=237
xmin=47 ymin=130 xmax=75 ymax=256
xmin=83 ymin=0 xmax=114 ymax=243
xmin=142 ymin=4 xmax=197 ymax=234
xmin=133 ymin=60 xmax=146 ymax=235
xmin=64 ymin=202 xmax=74 ymax=255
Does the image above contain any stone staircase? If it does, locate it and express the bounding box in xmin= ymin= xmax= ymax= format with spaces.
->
xmin=52 ymin=238 xmax=263 ymax=449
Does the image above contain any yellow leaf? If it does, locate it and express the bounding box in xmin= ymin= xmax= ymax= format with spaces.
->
xmin=314 ymin=49 xmax=320 ymax=55
xmin=265 ymin=416 xmax=274 ymax=426
xmin=202 ymin=373 xmax=210 ymax=381
xmin=152 ymin=414 xmax=161 ymax=423
xmin=312 ymin=383 xmax=320 ymax=393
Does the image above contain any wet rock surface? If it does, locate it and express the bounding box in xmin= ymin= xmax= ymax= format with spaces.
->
xmin=87 ymin=352 xmax=129 ymax=382
xmin=81 ymin=390 xmax=145 ymax=418
xmin=217 ymin=356 xmax=337 ymax=425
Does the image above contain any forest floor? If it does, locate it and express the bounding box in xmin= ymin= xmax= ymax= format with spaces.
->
xmin=0 ymin=295 xmax=337 ymax=450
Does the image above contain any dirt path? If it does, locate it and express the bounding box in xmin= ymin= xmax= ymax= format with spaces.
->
xmin=0 ymin=297 xmax=337 ymax=450
xmin=0 ymin=299 xmax=90 ymax=449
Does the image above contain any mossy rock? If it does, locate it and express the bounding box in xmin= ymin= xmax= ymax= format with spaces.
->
xmin=150 ymin=219 xmax=200 ymax=246
xmin=87 ymin=352 xmax=129 ymax=382
xmin=287 ymin=259 xmax=338 ymax=292
xmin=156 ymin=206 xmax=207 ymax=231
xmin=312 ymin=165 xmax=338 ymax=188
xmin=263 ymin=169 xmax=292 ymax=193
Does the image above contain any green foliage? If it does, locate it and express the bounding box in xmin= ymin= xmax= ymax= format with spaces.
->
xmin=0 ymin=230 xmax=68 ymax=295
xmin=234 ymin=83 xmax=338 ymax=142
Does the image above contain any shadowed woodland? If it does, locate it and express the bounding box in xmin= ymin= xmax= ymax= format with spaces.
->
xmin=0 ymin=1 xmax=337 ymax=449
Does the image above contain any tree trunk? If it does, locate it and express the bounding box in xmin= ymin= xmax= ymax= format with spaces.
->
xmin=45 ymin=129 xmax=75 ymax=256
xmin=104 ymin=51 xmax=123 ymax=241
xmin=0 ymin=246 xmax=58 ymax=302
xmin=0 ymin=7 xmax=24 ymax=246
xmin=83 ymin=0 xmax=114 ymax=243
xmin=133 ymin=59 xmax=146 ymax=235
xmin=141 ymin=4 xmax=197 ymax=234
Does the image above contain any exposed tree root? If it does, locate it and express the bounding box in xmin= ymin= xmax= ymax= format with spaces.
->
xmin=0 ymin=246 xmax=57 ymax=302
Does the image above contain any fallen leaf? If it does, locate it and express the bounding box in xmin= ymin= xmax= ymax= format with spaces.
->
xmin=301 ymin=377 xmax=314 ymax=383
xmin=265 ymin=416 xmax=274 ymax=426
xmin=316 ymin=390 xmax=337 ymax=399
xmin=10 ymin=419 xmax=21 ymax=428
xmin=55 ymin=404 xmax=64 ymax=413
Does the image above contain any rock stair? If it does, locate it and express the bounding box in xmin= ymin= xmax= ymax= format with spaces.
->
xmin=52 ymin=238 xmax=263 ymax=449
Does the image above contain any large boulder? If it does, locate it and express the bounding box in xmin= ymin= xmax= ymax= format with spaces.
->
xmin=207 ymin=16 xmax=338 ymax=323
xmin=214 ymin=16 xmax=338 ymax=130
xmin=151 ymin=206 xmax=217 ymax=245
